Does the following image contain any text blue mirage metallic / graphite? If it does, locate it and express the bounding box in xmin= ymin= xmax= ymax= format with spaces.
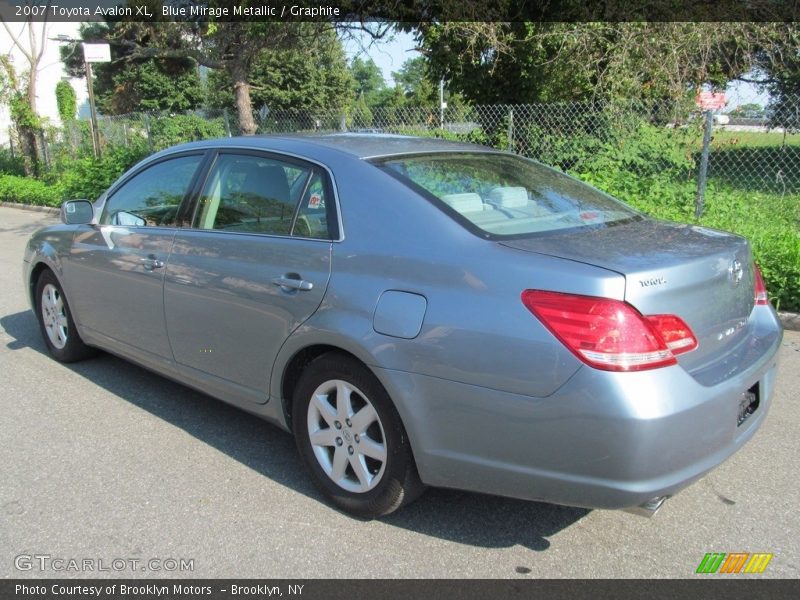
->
xmin=23 ymin=134 xmax=782 ymax=518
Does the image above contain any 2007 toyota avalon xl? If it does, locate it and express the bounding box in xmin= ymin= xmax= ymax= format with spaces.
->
xmin=24 ymin=134 xmax=782 ymax=518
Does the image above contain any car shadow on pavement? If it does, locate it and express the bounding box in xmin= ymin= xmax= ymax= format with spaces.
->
xmin=2 ymin=308 xmax=589 ymax=552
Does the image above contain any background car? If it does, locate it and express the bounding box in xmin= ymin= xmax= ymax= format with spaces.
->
xmin=24 ymin=134 xmax=782 ymax=518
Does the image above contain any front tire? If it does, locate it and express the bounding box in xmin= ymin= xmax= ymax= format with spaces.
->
xmin=292 ymin=353 xmax=425 ymax=518
xmin=34 ymin=269 xmax=95 ymax=363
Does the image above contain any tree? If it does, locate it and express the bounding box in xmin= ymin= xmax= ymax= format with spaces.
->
xmin=106 ymin=4 xmax=337 ymax=135
xmin=392 ymin=57 xmax=438 ymax=106
xmin=740 ymin=24 xmax=800 ymax=130
xmin=350 ymin=56 xmax=388 ymax=107
xmin=73 ymin=1 xmax=391 ymax=134
xmin=729 ymin=103 xmax=765 ymax=119
xmin=60 ymin=21 xmax=203 ymax=115
xmin=412 ymin=23 xmax=782 ymax=104
xmin=206 ymin=25 xmax=352 ymax=115
xmin=0 ymin=2 xmax=49 ymax=174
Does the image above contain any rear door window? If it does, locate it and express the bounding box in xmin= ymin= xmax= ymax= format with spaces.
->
xmin=192 ymin=153 xmax=335 ymax=239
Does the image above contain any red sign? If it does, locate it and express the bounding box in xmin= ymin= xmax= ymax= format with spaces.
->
xmin=696 ymin=92 xmax=727 ymax=110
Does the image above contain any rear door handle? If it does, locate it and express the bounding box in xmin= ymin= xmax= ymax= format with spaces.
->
xmin=271 ymin=276 xmax=313 ymax=291
xmin=140 ymin=255 xmax=165 ymax=271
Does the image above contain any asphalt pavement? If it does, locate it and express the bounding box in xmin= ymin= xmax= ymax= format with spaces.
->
xmin=1 ymin=206 xmax=798 ymax=578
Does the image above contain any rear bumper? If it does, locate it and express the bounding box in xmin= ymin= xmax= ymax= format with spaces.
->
xmin=375 ymin=307 xmax=782 ymax=510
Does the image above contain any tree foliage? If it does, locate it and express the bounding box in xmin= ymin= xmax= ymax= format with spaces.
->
xmin=55 ymin=81 xmax=77 ymax=122
xmin=206 ymin=25 xmax=352 ymax=114
xmin=392 ymin=57 xmax=438 ymax=106
xmin=350 ymin=56 xmax=387 ymax=106
xmin=103 ymin=4 xmax=334 ymax=134
xmin=60 ymin=21 xmax=203 ymax=115
xmin=412 ymin=23 xmax=785 ymax=104
xmin=742 ymin=24 xmax=800 ymax=130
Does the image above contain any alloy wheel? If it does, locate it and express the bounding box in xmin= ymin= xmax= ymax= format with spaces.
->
xmin=306 ymin=379 xmax=388 ymax=493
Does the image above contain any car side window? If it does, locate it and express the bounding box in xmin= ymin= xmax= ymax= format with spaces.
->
xmin=194 ymin=153 xmax=333 ymax=239
xmin=100 ymin=155 xmax=203 ymax=226
xmin=294 ymin=171 xmax=330 ymax=239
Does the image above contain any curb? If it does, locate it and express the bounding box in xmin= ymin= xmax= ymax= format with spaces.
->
xmin=2 ymin=200 xmax=799 ymax=331
xmin=0 ymin=201 xmax=60 ymax=215
xmin=779 ymin=312 xmax=800 ymax=332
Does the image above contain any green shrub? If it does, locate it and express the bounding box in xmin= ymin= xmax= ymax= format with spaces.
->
xmin=700 ymin=185 xmax=800 ymax=313
xmin=147 ymin=114 xmax=226 ymax=150
xmin=54 ymin=145 xmax=150 ymax=201
xmin=0 ymin=174 xmax=64 ymax=206
xmin=55 ymin=81 xmax=77 ymax=122
xmin=0 ymin=147 xmax=25 ymax=176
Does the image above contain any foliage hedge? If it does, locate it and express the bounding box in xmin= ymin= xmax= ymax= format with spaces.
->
xmin=50 ymin=145 xmax=151 ymax=201
xmin=0 ymin=174 xmax=64 ymax=206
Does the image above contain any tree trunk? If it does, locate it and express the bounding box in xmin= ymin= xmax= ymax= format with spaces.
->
xmin=232 ymin=76 xmax=257 ymax=136
xmin=27 ymin=69 xmax=37 ymax=118
xmin=17 ymin=126 xmax=39 ymax=177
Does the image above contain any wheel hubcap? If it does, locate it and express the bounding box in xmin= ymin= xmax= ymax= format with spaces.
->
xmin=307 ymin=379 xmax=387 ymax=493
xmin=41 ymin=283 xmax=68 ymax=350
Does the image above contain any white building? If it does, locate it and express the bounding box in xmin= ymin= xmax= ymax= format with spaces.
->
xmin=1 ymin=21 xmax=87 ymax=146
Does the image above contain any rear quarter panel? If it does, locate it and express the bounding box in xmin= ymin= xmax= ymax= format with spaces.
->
xmin=273 ymin=156 xmax=626 ymax=403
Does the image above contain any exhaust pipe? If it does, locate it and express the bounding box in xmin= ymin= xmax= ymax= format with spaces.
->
xmin=623 ymin=495 xmax=668 ymax=518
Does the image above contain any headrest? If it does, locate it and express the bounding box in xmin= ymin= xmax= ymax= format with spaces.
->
xmin=440 ymin=193 xmax=484 ymax=213
xmin=488 ymin=186 xmax=528 ymax=208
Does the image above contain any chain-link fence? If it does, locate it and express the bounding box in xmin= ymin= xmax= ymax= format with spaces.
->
xmin=40 ymin=96 xmax=800 ymax=196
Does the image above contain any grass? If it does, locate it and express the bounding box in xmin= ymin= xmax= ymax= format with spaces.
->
xmin=707 ymin=129 xmax=800 ymax=149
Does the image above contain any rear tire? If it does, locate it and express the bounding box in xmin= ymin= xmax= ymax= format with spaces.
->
xmin=34 ymin=269 xmax=96 ymax=363
xmin=292 ymin=352 xmax=425 ymax=518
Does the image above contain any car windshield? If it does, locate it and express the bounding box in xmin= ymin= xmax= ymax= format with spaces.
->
xmin=379 ymin=153 xmax=640 ymax=237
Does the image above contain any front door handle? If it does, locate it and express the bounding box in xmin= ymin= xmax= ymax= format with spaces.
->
xmin=140 ymin=255 xmax=165 ymax=271
xmin=271 ymin=276 xmax=313 ymax=291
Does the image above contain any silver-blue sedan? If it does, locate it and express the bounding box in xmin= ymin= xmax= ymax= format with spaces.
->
xmin=24 ymin=134 xmax=783 ymax=518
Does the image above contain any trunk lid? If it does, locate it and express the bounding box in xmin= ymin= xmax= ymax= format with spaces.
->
xmin=501 ymin=219 xmax=755 ymax=373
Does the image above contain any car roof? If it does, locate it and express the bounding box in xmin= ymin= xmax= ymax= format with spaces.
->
xmin=161 ymin=133 xmax=499 ymax=161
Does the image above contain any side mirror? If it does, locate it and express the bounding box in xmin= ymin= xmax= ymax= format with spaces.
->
xmin=60 ymin=200 xmax=94 ymax=225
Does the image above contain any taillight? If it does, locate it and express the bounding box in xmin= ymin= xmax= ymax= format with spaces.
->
xmin=754 ymin=263 xmax=769 ymax=305
xmin=521 ymin=290 xmax=697 ymax=372
xmin=644 ymin=315 xmax=698 ymax=354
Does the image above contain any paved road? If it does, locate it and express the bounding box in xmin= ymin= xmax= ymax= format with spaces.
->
xmin=1 ymin=206 xmax=798 ymax=579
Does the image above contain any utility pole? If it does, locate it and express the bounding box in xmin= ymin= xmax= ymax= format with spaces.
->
xmin=439 ymin=78 xmax=445 ymax=130
xmin=52 ymin=35 xmax=108 ymax=159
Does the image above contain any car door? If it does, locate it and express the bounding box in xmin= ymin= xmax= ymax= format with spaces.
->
xmin=163 ymin=151 xmax=336 ymax=400
xmin=65 ymin=152 xmax=207 ymax=360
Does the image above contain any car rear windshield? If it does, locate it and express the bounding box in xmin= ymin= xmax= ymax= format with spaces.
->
xmin=378 ymin=153 xmax=640 ymax=237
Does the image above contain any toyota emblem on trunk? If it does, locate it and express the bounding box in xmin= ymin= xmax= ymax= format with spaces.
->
xmin=730 ymin=259 xmax=743 ymax=284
